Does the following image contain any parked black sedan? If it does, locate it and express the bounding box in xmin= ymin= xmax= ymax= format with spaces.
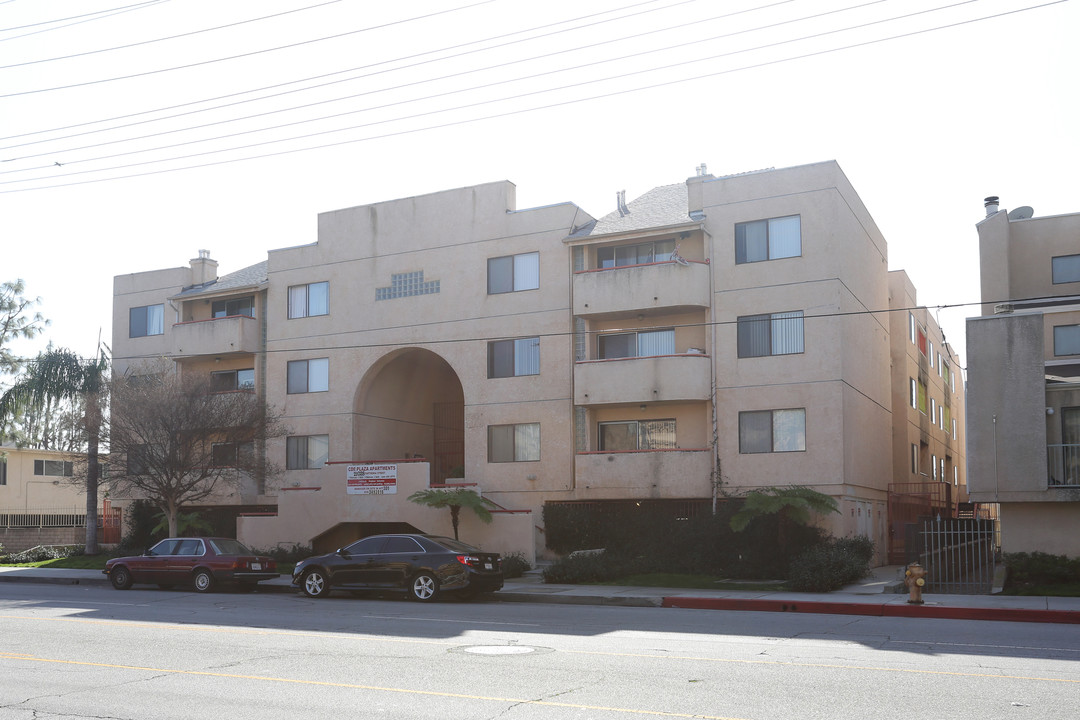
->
xmin=292 ymin=534 xmax=503 ymax=601
xmin=103 ymin=537 xmax=279 ymax=592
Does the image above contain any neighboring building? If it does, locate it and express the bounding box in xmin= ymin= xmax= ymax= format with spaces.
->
xmin=0 ymin=445 xmax=99 ymax=551
xmin=967 ymin=198 xmax=1080 ymax=556
xmin=111 ymin=161 xmax=964 ymax=563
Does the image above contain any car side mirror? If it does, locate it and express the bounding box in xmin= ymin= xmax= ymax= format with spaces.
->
xmin=143 ymin=547 xmax=152 ymax=556
xmin=336 ymin=548 xmax=348 ymax=557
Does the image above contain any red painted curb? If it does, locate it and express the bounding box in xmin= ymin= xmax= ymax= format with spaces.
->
xmin=660 ymin=597 xmax=1080 ymax=624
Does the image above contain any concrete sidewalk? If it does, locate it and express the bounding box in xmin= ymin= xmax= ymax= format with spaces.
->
xmin=1 ymin=565 xmax=1077 ymax=624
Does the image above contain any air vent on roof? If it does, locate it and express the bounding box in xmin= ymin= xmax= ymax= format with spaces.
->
xmin=994 ymin=303 xmax=1014 ymax=314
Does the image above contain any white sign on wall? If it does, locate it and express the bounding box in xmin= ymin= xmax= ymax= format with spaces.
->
xmin=346 ymin=463 xmax=398 ymax=495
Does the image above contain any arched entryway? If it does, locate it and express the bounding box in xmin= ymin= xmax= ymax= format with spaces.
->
xmin=353 ymin=348 xmax=464 ymax=485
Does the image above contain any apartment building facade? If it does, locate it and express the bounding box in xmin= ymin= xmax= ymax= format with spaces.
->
xmin=111 ymin=161 xmax=961 ymax=563
xmin=967 ymin=199 xmax=1080 ymax=556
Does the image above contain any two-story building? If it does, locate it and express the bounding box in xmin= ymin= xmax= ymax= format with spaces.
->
xmin=111 ymin=161 xmax=965 ymax=563
xmin=967 ymin=198 xmax=1080 ymax=556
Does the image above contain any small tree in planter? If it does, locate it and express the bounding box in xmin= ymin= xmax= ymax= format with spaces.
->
xmin=407 ymin=488 xmax=496 ymax=540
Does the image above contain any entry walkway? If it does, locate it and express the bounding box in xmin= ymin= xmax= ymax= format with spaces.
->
xmin=1 ymin=565 xmax=1076 ymax=624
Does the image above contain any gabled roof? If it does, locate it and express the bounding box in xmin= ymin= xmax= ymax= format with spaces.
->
xmin=172 ymin=261 xmax=268 ymax=300
xmin=570 ymin=183 xmax=697 ymax=239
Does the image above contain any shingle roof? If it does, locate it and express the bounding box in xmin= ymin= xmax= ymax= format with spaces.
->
xmin=174 ymin=260 xmax=268 ymax=299
xmin=570 ymin=183 xmax=696 ymax=238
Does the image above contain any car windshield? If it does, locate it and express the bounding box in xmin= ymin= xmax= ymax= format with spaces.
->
xmin=426 ymin=536 xmax=478 ymax=552
xmin=207 ymin=538 xmax=252 ymax=555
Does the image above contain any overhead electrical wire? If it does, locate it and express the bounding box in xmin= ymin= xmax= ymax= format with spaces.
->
xmin=0 ymin=0 xmax=170 ymax=43
xmin=0 ymin=0 xmax=1063 ymax=194
xmin=0 ymin=0 xmax=166 ymax=34
xmin=0 ymin=0 xmax=707 ymax=146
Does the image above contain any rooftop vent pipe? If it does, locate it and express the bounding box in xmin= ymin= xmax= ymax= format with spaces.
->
xmin=984 ymin=196 xmax=1000 ymax=217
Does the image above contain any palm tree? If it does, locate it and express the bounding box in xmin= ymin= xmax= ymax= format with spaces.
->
xmin=0 ymin=347 xmax=109 ymax=553
xmin=407 ymin=487 xmax=496 ymax=540
xmin=729 ymin=485 xmax=839 ymax=554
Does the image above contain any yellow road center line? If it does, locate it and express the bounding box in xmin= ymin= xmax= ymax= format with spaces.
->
xmin=0 ymin=652 xmax=745 ymax=720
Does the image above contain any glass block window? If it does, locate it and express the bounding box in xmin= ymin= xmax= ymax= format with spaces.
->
xmin=375 ymin=271 xmax=440 ymax=301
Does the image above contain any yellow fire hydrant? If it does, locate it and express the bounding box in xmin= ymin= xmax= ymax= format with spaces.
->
xmin=904 ymin=562 xmax=927 ymax=604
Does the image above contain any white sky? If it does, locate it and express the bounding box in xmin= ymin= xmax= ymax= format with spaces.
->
xmin=2 ymin=0 xmax=1077 ymax=378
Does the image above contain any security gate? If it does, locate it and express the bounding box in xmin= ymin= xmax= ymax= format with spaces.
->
xmin=914 ymin=517 xmax=997 ymax=594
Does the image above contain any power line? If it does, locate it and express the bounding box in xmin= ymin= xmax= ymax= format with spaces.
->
xmin=0 ymin=1 xmax=170 ymax=43
xmin=0 ymin=0 xmax=501 ymax=97
xmin=0 ymin=1 xmax=165 ymax=34
xmin=0 ymin=0 xmax=1064 ymax=193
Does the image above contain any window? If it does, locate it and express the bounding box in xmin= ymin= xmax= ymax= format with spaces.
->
xmin=288 ymin=282 xmax=329 ymax=318
xmin=930 ymin=398 xmax=936 ymax=424
xmin=597 ymin=329 xmax=675 ymax=359
xmin=488 ymin=423 xmax=540 ymax=462
xmin=737 ymin=311 xmax=804 ymax=357
xmin=940 ymin=358 xmax=950 ymax=381
xmin=211 ymin=441 xmax=253 ymax=468
xmin=954 ymin=466 xmax=958 ymax=486
xmin=1054 ymin=325 xmax=1080 ymax=356
xmin=211 ymin=368 xmax=254 ymax=392
xmin=129 ymin=304 xmax=164 ymax=338
xmin=929 ymin=341 xmax=934 ymax=368
xmin=910 ymin=443 xmax=918 ymax=475
xmin=0 ymin=458 xmax=6 ymax=485
xmin=383 ymin=536 xmax=425 ymax=553
xmin=917 ymin=380 xmax=927 ymax=414
xmin=287 ymin=358 xmax=329 ymax=394
xmin=212 ymin=296 xmax=254 ymax=318
xmin=487 ymin=252 xmax=539 ymax=294
xmin=34 ymin=459 xmax=73 ymax=477
xmin=597 ymin=240 xmax=675 ymax=268
xmin=739 ymin=409 xmax=806 ymax=453
xmin=940 ymin=457 xmax=946 ymax=483
xmin=952 ymin=418 xmax=957 ymax=440
xmin=932 ymin=454 xmax=938 ymax=480
xmin=735 ymin=215 xmax=801 ymax=264
xmin=909 ymin=378 xmax=917 ymax=409
xmin=286 ymin=435 xmax=328 ymax=469
xmin=909 ymin=312 xmax=916 ymax=344
xmin=943 ymin=405 xmax=952 ymax=432
xmin=488 ymin=338 xmax=540 ymax=378
xmin=598 ymin=420 xmax=676 ymax=451
xmin=126 ymin=446 xmax=149 ymax=475
xmin=1052 ymin=254 xmax=1080 ymax=284
xmin=917 ymin=327 xmax=927 ymax=356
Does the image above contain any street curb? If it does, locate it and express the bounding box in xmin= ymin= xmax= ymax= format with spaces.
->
xmin=0 ymin=574 xmax=110 ymax=587
xmin=661 ymin=597 xmax=1080 ymax=624
xmin=495 ymin=592 xmax=662 ymax=608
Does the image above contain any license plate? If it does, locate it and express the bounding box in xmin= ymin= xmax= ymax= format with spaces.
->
xmin=484 ymin=563 xmax=493 ymax=570
xmin=251 ymin=563 xmax=262 ymax=570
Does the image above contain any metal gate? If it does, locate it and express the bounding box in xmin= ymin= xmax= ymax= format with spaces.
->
xmin=914 ymin=517 xmax=997 ymax=594
xmin=887 ymin=483 xmax=952 ymax=565
xmin=99 ymin=499 xmax=122 ymax=544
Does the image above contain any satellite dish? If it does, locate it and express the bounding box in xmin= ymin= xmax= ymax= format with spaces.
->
xmin=1008 ymin=206 xmax=1034 ymax=220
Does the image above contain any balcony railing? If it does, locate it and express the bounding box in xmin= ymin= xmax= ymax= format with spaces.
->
xmin=1047 ymin=444 xmax=1080 ymax=487
xmin=573 ymin=260 xmax=710 ymax=316
xmin=575 ymin=353 xmax=711 ymax=405
xmin=172 ymin=314 xmax=260 ymax=357
xmin=575 ymin=448 xmax=713 ymax=496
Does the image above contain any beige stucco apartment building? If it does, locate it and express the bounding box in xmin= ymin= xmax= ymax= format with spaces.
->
xmin=111 ymin=161 xmax=965 ymax=563
xmin=967 ymin=198 xmax=1080 ymax=556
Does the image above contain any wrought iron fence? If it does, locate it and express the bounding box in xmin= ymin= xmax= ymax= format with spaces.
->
xmin=0 ymin=507 xmax=87 ymax=529
xmin=916 ymin=517 xmax=997 ymax=594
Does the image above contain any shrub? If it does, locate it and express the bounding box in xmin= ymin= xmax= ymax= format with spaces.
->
xmin=1004 ymin=552 xmax=1080 ymax=590
xmin=120 ymin=499 xmax=164 ymax=551
xmin=5 ymin=545 xmax=85 ymax=563
xmin=787 ymin=537 xmax=873 ymax=592
xmin=253 ymin=544 xmax=314 ymax=563
xmin=500 ymin=551 xmax=531 ymax=579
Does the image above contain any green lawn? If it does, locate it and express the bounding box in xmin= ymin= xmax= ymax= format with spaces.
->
xmin=1001 ymin=583 xmax=1080 ymax=597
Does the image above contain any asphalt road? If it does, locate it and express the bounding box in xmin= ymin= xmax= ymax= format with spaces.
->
xmin=1 ymin=583 xmax=1078 ymax=720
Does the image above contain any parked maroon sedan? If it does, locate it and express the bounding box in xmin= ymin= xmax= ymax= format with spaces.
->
xmin=103 ymin=537 xmax=278 ymax=593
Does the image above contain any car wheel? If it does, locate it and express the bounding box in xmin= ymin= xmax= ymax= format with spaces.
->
xmin=410 ymin=572 xmax=439 ymax=602
xmin=192 ymin=569 xmax=216 ymax=593
xmin=157 ymin=584 xmax=174 ymax=590
xmin=109 ymin=566 xmax=133 ymax=590
xmin=302 ymin=568 xmax=330 ymax=598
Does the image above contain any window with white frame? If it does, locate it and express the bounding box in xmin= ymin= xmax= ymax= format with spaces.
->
xmin=929 ymin=341 xmax=934 ymax=368
xmin=932 ymin=454 xmax=937 ymax=480
xmin=598 ymin=419 xmax=676 ymax=451
xmin=1052 ymin=254 xmax=1080 ymax=284
xmin=738 ymin=409 xmax=806 ymax=453
xmin=34 ymin=459 xmax=73 ymax=477
xmin=930 ymin=398 xmax=936 ymax=425
xmin=287 ymin=358 xmax=329 ymax=394
xmin=909 ymin=378 xmax=917 ymax=409
xmin=909 ymin=312 xmax=916 ymax=344
xmin=286 ymin=435 xmax=328 ymax=469
xmin=212 ymin=296 xmax=254 ymax=318
xmin=488 ymin=338 xmax=539 ymax=378
xmin=597 ymin=328 xmax=674 ymax=359
xmin=129 ymin=304 xmax=164 ymax=338
xmin=952 ymin=418 xmax=957 ymax=440
xmin=287 ymin=282 xmax=329 ymax=319
xmin=1054 ymin=325 xmax=1080 ymax=356
xmin=737 ymin=311 xmax=804 ymax=357
xmin=488 ymin=423 xmax=540 ymax=462
xmin=211 ymin=368 xmax=254 ymax=392
xmin=597 ymin=239 xmax=675 ymax=268
xmin=487 ymin=252 xmax=539 ymax=294
xmin=735 ymin=216 xmax=801 ymax=264
xmin=954 ymin=466 xmax=958 ymax=486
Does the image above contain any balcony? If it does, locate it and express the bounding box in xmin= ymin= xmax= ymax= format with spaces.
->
xmin=172 ymin=315 xmax=260 ymax=358
xmin=1047 ymin=444 xmax=1080 ymax=487
xmin=573 ymin=260 xmax=710 ymax=317
xmin=575 ymin=448 xmax=713 ymax=496
xmin=575 ymin=353 xmax=711 ymax=405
